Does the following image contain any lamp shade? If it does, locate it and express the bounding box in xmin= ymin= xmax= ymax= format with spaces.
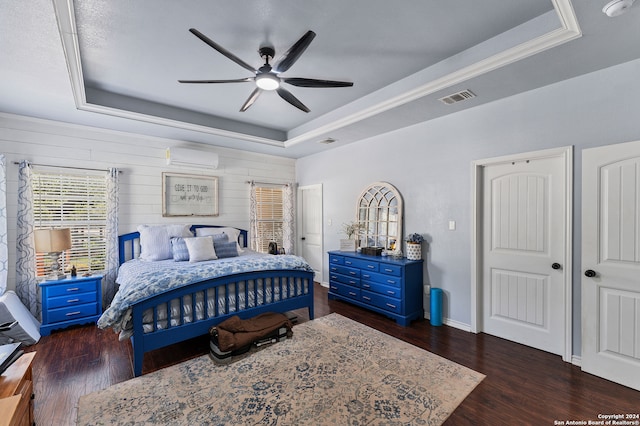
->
xmin=34 ymin=228 xmax=72 ymax=253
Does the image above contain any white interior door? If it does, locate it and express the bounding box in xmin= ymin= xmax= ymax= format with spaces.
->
xmin=480 ymin=151 xmax=569 ymax=356
xmin=298 ymin=184 xmax=323 ymax=282
xmin=582 ymin=140 xmax=640 ymax=391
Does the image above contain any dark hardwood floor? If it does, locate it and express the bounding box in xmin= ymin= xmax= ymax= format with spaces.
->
xmin=25 ymin=283 xmax=639 ymax=425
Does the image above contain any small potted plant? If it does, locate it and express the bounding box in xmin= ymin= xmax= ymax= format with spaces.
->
xmin=340 ymin=221 xmax=364 ymax=251
xmin=405 ymin=233 xmax=424 ymax=260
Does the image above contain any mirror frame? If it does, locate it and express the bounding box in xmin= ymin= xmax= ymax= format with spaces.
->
xmin=356 ymin=181 xmax=403 ymax=251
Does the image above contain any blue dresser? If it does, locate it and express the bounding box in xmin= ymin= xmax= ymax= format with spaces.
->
xmin=328 ymin=251 xmax=423 ymax=326
xmin=39 ymin=275 xmax=103 ymax=336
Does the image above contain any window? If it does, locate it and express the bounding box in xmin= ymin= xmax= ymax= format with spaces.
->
xmin=253 ymin=186 xmax=284 ymax=253
xmin=32 ymin=169 xmax=108 ymax=277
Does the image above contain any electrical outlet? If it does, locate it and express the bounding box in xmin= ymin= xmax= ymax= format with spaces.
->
xmin=448 ymin=220 xmax=456 ymax=230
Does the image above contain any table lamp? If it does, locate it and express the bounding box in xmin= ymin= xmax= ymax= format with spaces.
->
xmin=34 ymin=228 xmax=72 ymax=280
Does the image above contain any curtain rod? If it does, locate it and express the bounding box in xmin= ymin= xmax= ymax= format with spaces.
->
xmin=246 ymin=180 xmax=290 ymax=187
xmin=13 ymin=161 xmax=122 ymax=173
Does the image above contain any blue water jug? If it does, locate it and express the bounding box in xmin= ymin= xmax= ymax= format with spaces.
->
xmin=430 ymin=287 xmax=443 ymax=326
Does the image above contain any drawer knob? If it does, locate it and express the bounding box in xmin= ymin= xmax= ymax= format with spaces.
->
xmin=66 ymin=311 xmax=82 ymax=317
xmin=67 ymin=299 xmax=80 ymax=303
xmin=363 ymin=296 xmax=371 ymax=301
xmin=349 ymin=292 xmax=356 ymax=296
xmin=67 ymin=287 xmax=80 ymax=292
xmin=386 ymin=303 xmax=397 ymax=309
xmin=367 ymin=265 xmax=375 ymax=269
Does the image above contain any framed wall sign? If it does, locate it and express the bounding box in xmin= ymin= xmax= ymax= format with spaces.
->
xmin=162 ymin=172 xmax=219 ymax=217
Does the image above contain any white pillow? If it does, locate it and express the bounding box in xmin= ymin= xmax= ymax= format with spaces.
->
xmin=137 ymin=225 xmax=172 ymax=261
xmin=165 ymin=224 xmax=193 ymax=238
xmin=195 ymin=227 xmax=244 ymax=252
xmin=184 ymin=236 xmax=218 ymax=263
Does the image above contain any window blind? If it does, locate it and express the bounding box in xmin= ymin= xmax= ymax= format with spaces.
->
xmin=32 ymin=170 xmax=108 ymax=277
xmin=254 ymin=186 xmax=284 ymax=253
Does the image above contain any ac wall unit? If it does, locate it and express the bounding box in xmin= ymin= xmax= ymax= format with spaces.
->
xmin=166 ymin=147 xmax=219 ymax=169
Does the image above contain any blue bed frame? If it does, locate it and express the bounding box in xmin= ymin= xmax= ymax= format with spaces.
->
xmin=117 ymin=225 xmax=315 ymax=376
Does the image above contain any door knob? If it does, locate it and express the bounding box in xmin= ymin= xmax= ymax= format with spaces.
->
xmin=551 ymin=263 xmax=561 ymax=270
xmin=584 ymin=269 xmax=597 ymax=278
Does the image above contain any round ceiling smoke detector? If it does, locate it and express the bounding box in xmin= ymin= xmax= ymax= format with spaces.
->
xmin=602 ymin=0 xmax=635 ymax=17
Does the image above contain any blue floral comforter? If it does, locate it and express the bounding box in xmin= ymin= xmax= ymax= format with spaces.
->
xmin=97 ymin=253 xmax=313 ymax=333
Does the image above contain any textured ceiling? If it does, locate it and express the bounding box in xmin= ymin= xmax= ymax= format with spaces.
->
xmin=1 ymin=1 xmax=640 ymax=157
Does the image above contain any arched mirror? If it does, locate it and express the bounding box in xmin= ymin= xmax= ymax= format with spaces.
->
xmin=357 ymin=182 xmax=403 ymax=252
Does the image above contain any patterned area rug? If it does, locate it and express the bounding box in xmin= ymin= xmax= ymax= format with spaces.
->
xmin=77 ymin=314 xmax=484 ymax=425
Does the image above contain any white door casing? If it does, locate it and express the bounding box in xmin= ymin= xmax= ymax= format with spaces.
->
xmin=471 ymin=146 xmax=573 ymax=362
xmin=582 ymin=140 xmax=640 ymax=391
xmin=298 ymin=184 xmax=323 ymax=283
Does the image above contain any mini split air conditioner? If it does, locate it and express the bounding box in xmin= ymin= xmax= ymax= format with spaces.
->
xmin=166 ymin=147 xmax=219 ymax=169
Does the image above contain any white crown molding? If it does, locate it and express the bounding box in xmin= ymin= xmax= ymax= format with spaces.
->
xmin=53 ymin=0 xmax=581 ymax=151
xmin=285 ymin=0 xmax=581 ymax=147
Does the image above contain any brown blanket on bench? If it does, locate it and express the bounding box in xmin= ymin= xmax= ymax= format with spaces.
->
xmin=213 ymin=312 xmax=293 ymax=352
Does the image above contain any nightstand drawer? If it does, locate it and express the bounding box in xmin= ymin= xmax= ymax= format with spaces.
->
xmin=48 ymin=303 xmax=99 ymax=324
xmin=46 ymin=280 xmax=97 ymax=297
xmin=47 ymin=292 xmax=97 ymax=309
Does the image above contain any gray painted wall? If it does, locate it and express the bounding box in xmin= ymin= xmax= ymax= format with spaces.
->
xmin=296 ymin=57 xmax=640 ymax=357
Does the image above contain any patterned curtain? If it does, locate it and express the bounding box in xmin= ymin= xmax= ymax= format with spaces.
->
xmin=249 ymin=182 xmax=259 ymax=251
xmin=16 ymin=161 xmax=39 ymax=317
xmin=0 ymin=155 xmax=7 ymax=295
xmin=103 ymin=168 xmax=119 ymax=307
xmin=282 ymin=183 xmax=296 ymax=255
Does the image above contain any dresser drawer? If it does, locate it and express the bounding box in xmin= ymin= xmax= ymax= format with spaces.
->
xmin=361 ymin=281 xmax=402 ymax=298
xmin=346 ymin=258 xmax=379 ymax=272
xmin=329 ymin=254 xmax=344 ymax=265
xmin=378 ymin=263 xmax=402 ymax=276
xmin=330 ymin=264 xmax=360 ymax=278
xmin=47 ymin=303 xmax=98 ymax=324
xmin=363 ymin=271 xmax=401 ymax=287
xmin=46 ymin=280 xmax=98 ymax=298
xmin=47 ymin=292 xmax=97 ymax=309
xmin=329 ymin=282 xmax=361 ymax=300
xmin=330 ymin=272 xmax=361 ymax=287
xmin=361 ymin=290 xmax=401 ymax=314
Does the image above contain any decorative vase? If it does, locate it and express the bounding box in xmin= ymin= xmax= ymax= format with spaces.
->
xmin=406 ymin=242 xmax=421 ymax=260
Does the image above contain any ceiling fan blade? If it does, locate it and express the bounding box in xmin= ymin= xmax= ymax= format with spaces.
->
xmin=276 ymin=87 xmax=310 ymax=113
xmin=178 ymin=78 xmax=253 ymax=84
xmin=283 ymin=77 xmax=353 ymax=88
xmin=189 ymin=28 xmax=256 ymax=73
xmin=240 ymin=88 xmax=262 ymax=112
xmin=273 ymin=30 xmax=316 ymax=73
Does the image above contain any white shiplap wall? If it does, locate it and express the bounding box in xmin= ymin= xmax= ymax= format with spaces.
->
xmin=0 ymin=112 xmax=295 ymax=292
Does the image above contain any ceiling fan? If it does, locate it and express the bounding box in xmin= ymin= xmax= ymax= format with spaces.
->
xmin=178 ymin=29 xmax=353 ymax=113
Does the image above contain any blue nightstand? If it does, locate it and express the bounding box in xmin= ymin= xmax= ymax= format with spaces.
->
xmin=39 ymin=275 xmax=103 ymax=336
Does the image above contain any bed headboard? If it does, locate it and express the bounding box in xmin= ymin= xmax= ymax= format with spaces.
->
xmin=118 ymin=225 xmax=249 ymax=265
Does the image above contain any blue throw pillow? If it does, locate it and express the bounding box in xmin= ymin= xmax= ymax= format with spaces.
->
xmin=215 ymin=240 xmax=239 ymax=259
xmin=170 ymin=237 xmax=190 ymax=261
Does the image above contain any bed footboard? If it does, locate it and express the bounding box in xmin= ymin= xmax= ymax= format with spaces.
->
xmin=130 ymin=269 xmax=314 ymax=376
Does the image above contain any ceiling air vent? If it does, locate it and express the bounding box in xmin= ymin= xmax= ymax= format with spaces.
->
xmin=438 ymin=89 xmax=476 ymax=105
xmin=319 ymin=137 xmax=337 ymax=144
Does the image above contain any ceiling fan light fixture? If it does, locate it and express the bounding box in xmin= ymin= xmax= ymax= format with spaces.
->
xmin=255 ymin=73 xmax=280 ymax=91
